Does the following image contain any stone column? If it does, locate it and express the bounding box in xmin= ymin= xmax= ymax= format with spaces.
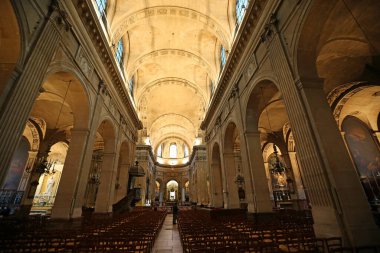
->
xmin=114 ymin=162 xmax=129 ymax=203
xmin=95 ymin=152 xmax=117 ymax=213
xmin=0 ymin=10 xmax=65 ymax=185
xmin=210 ymin=162 xmax=223 ymax=207
xmin=51 ymin=128 xmax=90 ymax=219
xmin=238 ymin=135 xmax=256 ymax=212
xmin=262 ymin=17 xmax=380 ymax=245
xmin=288 ymin=152 xmax=306 ymax=200
xmin=182 ymin=187 xmax=185 ymax=203
xmin=223 ymin=152 xmax=240 ymax=208
xmin=245 ymin=132 xmax=273 ymax=212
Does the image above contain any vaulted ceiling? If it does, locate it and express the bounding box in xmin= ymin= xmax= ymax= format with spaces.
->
xmin=102 ymin=0 xmax=238 ymax=155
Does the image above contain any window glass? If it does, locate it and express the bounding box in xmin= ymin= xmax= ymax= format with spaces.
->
xmin=236 ymin=0 xmax=248 ymax=25
xmin=220 ymin=45 xmax=226 ymax=71
xmin=115 ymin=39 xmax=123 ymax=66
xmin=95 ymin=0 xmax=107 ymax=17
xmin=169 ymin=143 xmax=177 ymax=158
xmin=157 ymin=144 xmax=162 ymax=158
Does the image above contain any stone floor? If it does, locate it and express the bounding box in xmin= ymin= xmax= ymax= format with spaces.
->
xmin=152 ymin=213 xmax=183 ymax=253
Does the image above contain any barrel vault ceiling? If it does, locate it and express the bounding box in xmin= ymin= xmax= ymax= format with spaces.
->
xmin=104 ymin=0 xmax=236 ymax=152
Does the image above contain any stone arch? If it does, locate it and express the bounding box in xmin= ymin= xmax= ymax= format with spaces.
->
xmin=326 ymin=83 xmax=380 ymax=131
xmin=128 ymin=49 xmax=216 ymax=78
xmin=137 ymin=77 xmax=207 ymax=107
xmin=35 ymin=71 xmax=90 ymax=132
xmin=295 ymin=0 xmax=380 ymax=90
xmin=44 ymin=64 xmax=92 ymax=129
xmin=113 ymin=140 xmax=131 ymax=202
xmin=112 ymin=6 xmax=230 ymax=50
xmin=244 ymin=79 xmax=281 ymax=132
xmin=0 ymin=0 xmax=21 ymax=98
xmin=95 ymin=118 xmax=117 ymax=153
xmin=83 ymin=118 xmax=117 ymax=213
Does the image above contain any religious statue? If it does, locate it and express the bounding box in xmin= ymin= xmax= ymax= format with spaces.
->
xmin=45 ymin=176 xmax=55 ymax=195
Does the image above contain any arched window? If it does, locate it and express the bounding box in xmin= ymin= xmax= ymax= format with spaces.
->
xmin=220 ymin=45 xmax=227 ymax=71
xmin=129 ymin=75 xmax=134 ymax=98
xmin=184 ymin=144 xmax=189 ymax=158
xmin=169 ymin=143 xmax=177 ymax=158
xmin=115 ymin=39 xmax=124 ymax=67
xmin=95 ymin=0 xmax=107 ymax=19
xmin=236 ymin=0 xmax=248 ymax=26
xmin=157 ymin=144 xmax=162 ymax=158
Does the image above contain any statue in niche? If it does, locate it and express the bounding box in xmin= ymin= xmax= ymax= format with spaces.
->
xmin=45 ymin=176 xmax=55 ymax=195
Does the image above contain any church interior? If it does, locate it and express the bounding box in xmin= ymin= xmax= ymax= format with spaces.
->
xmin=0 ymin=0 xmax=380 ymax=252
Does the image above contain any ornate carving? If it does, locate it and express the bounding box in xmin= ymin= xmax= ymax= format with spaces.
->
xmin=260 ymin=13 xmax=278 ymax=43
xmin=50 ymin=0 xmax=72 ymax=31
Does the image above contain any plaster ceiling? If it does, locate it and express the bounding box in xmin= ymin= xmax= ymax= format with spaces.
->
xmin=106 ymin=0 xmax=236 ymax=152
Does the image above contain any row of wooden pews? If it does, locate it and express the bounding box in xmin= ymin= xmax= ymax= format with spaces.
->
xmin=0 ymin=209 xmax=167 ymax=252
xmin=177 ymin=209 xmax=379 ymax=253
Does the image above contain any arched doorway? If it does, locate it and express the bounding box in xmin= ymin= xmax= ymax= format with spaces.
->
xmin=223 ymin=122 xmax=242 ymax=209
xmin=166 ymin=180 xmax=179 ymax=202
xmin=113 ymin=141 xmax=130 ymax=203
xmin=84 ymin=119 xmax=116 ymax=213
xmin=3 ymin=71 xmax=90 ymax=217
xmin=31 ymin=141 xmax=68 ymax=215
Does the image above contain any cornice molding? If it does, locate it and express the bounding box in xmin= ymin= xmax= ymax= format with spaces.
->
xmin=73 ymin=0 xmax=143 ymax=130
xmin=200 ymin=0 xmax=268 ymax=130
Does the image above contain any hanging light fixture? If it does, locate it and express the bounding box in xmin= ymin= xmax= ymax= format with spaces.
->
xmin=271 ymin=145 xmax=285 ymax=174
xmin=260 ymin=87 xmax=287 ymax=174
xmin=34 ymin=80 xmax=72 ymax=175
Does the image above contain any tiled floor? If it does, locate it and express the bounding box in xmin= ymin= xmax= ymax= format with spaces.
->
xmin=152 ymin=214 xmax=183 ymax=253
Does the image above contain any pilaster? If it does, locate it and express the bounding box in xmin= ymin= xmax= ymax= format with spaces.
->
xmin=223 ymin=152 xmax=240 ymax=208
xmin=0 ymin=5 xmax=69 ymax=185
xmin=51 ymin=128 xmax=90 ymax=219
xmin=261 ymin=14 xmax=380 ymax=246
xmin=244 ymin=132 xmax=273 ymax=212
xmin=95 ymin=152 xmax=117 ymax=213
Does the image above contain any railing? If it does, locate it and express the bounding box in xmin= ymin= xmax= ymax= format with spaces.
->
xmin=32 ymin=195 xmax=56 ymax=207
xmin=273 ymin=190 xmax=291 ymax=202
xmin=0 ymin=190 xmax=24 ymax=215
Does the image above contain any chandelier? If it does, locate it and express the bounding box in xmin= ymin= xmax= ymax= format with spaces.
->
xmin=270 ymin=144 xmax=285 ymax=174
xmin=35 ymin=157 xmax=56 ymax=175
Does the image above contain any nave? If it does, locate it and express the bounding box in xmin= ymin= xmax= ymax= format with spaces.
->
xmin=1 ymin=0 xmax=380 ymax=250
xmin=1 ymin=206 xmax=379 ymax=252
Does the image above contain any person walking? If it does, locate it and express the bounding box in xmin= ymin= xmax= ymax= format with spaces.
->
xmin=173 ymin=202 xmax=178 ymax=224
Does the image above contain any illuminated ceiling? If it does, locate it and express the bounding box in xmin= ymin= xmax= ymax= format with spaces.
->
xmin=100 ymin=0 xmax=239 ymax=158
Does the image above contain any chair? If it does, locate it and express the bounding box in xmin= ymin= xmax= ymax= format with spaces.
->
xmin=326 ymin=237 xmax=342 ymax=253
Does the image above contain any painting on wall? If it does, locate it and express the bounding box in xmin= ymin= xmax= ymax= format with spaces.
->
xmin=2 ymin=138 xmax=30 ymax=190
xmin=343 ymin=116 xmax=380 ymax=203
xmin=343 ymin=116 xmax=380 ymax=177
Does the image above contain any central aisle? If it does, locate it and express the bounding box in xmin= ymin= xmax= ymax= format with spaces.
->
xmin=152 ymin=213 xmax=183 ymax=253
